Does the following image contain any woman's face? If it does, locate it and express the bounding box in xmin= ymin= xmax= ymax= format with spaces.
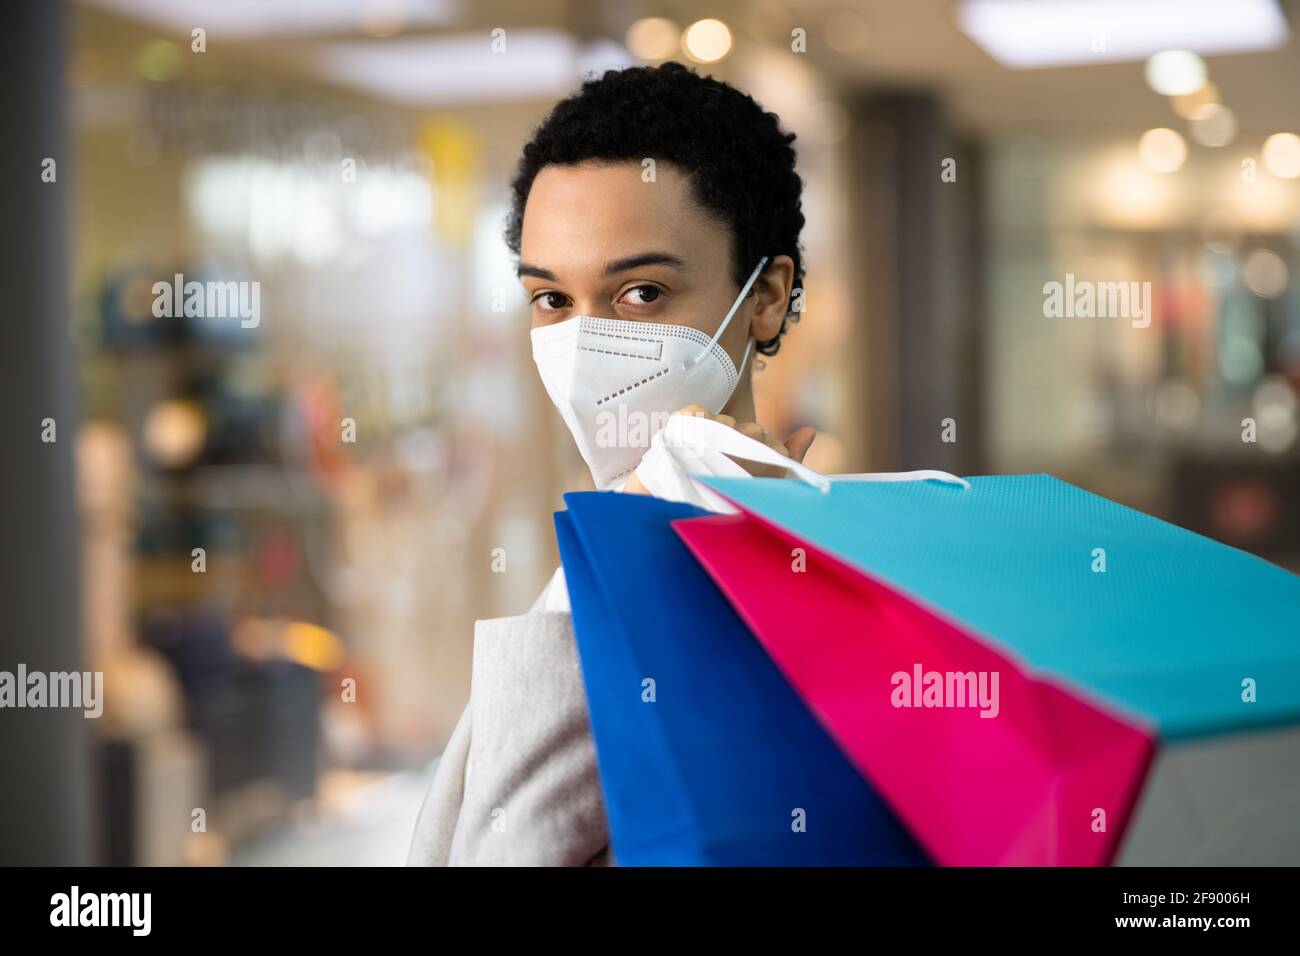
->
xmin=517 ymin=161 xmax=790 ymax=374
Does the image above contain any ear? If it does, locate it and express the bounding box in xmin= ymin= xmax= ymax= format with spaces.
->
xmin=749 ymin=255 xmax=795 ymax=343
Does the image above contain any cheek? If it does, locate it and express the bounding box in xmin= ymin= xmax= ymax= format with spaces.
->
xmin=657 ymin=289 xmax=723 ymax=335
xmin=718 ymin=301 xmax=757 ymax=361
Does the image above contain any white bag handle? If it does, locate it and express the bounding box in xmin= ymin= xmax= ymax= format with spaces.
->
xmin=543 ymin=416 xmax=970 ymax=614
xmin=657 ymin=414 xmax=833 ymax=491
xmin=650 ymin=415 xmax=970 ymax=496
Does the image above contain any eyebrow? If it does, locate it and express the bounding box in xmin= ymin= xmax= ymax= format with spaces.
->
xmin=516 ymin=251 xmax=688 ymax=281
xmin=516 ymin=262 xmax=557 ymax=281
xmin=601 ymin=251 xmax=687 ymax=277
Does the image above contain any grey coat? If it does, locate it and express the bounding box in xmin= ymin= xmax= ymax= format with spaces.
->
xmin=406 ymin=586 xmax=613 ymax=866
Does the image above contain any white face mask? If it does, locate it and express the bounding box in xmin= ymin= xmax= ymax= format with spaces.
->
xmin=531 ymin=257 xmax=769 ymax=490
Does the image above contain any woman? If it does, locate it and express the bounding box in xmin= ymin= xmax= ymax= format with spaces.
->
xmin=408 ymin=61 xmax=815 ymax=866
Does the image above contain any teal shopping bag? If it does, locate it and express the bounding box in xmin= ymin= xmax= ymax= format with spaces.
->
xmin=700 ymin=473 xmax=1300 ymax=740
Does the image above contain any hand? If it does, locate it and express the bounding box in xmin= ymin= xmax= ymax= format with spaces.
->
xmin=622 ymin=404 xmax=816 ymax=495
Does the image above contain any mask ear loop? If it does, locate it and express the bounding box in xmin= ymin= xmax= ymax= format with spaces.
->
xmin=680 ymin=256 xmax=769 ymax=373
xmin=736 ymin=335 xmax=755 ymax=377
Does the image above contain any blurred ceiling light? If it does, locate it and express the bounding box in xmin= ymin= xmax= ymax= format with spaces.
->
xmin=186 ymin=157 xmax=430 ymax=266
xmin=81 ymin=0 xmax=457 ymax=38
xmin=1138 ymin=128 xmax=1186 ymax=173
xmin=1189 ymin=103 xmax=1236 ymax=147
xmin=1094 ymin=152 xmax=1174 ymax=228
xmin=683 ymin=18 xmax=733 ymax=63
xmin=626 ymin=17 xmax=680 ymax=60
xmin=1224 ymin=169 xmax=1298 ymax=231
xmin=1242 ymin=248 xmax=1289 ymax=298
xmin=312 ymin=32 xmax=635 ymax=105
xmin=1144 ymin=50 xmax=1206 ymax=96
xmin=825 ymin=10 xmax=870 ymax=54
xmin=1261 ymin=132 xmax=1300 ymax=178
xmin=143 ymin=400 xmax=206 ymax=468
xmin=1170 ymin=81 xmax=1219 ymax=119
xmin=957 ymin=0 xmax=1287 ymax=68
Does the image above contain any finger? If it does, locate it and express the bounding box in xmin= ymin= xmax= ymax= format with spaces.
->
xmin=728 ymin=422 xmax=788 ymax=477
xmin=783 ymin=426 xmax=817 ymax=463
xmin=674 ymin=404 xmax=711 ymax=418
xmin=621 ymin=470 xmax=651 ymax=496
xmin=746 ymin=424 xmax=788 ymax=455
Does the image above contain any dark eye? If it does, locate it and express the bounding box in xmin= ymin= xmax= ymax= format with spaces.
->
xmin=620 ymin=285 xmax=662 ymax=306
xmin=534 ymin=291 xmax=570 ymax=312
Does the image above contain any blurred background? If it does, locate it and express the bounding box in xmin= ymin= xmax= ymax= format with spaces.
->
xmin=3 ymin=0 xmax=1299 ymax=865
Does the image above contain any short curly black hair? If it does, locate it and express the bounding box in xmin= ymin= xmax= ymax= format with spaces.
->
xmin=505 ymin=61 xmax=804 ymax=356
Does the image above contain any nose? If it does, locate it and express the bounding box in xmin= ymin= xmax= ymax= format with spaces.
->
xmin=570 ymin=299 xmax=619 ymax=321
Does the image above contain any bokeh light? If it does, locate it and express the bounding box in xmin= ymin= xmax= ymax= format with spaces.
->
xmin=1138 ymin=127 xmax=1187 ymax=173
xmin=1241 ymin=248 xmax=1290 ymax=298
xmin=1144 ymin=50 xmax=1207 ymax=96
xmin=1189 ymin=104 xmax=1236 ymax=148
xmin=683 ymin=18 xmax=733 ymax=63
xmin=626 ymin=17 xmax=680 ymax=61
xmin=142 ymin=399 xmax=207 ymax=468
xmin=1262 ymin=132 xmax=1300 ymax=178
xmin=1170 ymin=81 xmax=1220 ymax=119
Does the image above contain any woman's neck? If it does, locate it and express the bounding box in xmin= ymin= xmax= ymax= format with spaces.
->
xmin=721 ymin=370 xmax=757 ymax=422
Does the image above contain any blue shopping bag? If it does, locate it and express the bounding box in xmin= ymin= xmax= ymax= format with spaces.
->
xmin=555 ymin=491 xmax=928 ymax=866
